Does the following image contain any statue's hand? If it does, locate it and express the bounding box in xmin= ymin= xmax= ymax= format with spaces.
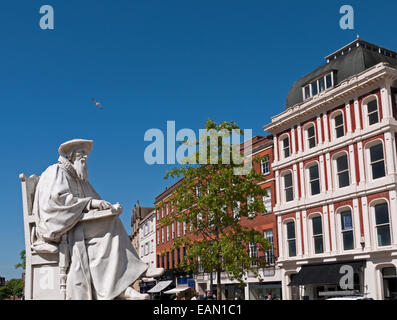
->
xmin=91 ymin=199 xmax=113 ymax=210
xmin=112 ymin=202 xmax=123 ymax=214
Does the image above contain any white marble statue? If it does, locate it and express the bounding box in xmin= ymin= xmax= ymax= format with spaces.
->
xmin=32 ymin=139 xmax=163 ymax=300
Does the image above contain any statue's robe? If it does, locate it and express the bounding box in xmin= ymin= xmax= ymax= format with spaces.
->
xmin=32 ymin=156 xmax=148 ymax=300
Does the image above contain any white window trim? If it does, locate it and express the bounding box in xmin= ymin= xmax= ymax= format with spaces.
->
xmin=303 ymin=122 xmax=317 ymax=151
xmin=332 ymin=151 xmax=350 ymax=190
xmin=263 ymin=229 xmax=275 ymax=265
xmin=369 ymin=198 xmax=392 ymax=249
xmin=262 ymin=187 xmax=272 ymax=214
xmin=279 ymin=134 xmax=290 ymax=160
xmin=171 ymin=201 xmax=174 ymax=213
xmin=364 ymin=139 xmax=386 ymax=181
xmin=283 ymin=219 xmax=297 ymax=258
xmin=249 ymin=242 xmax=258 ymax=266
xmin=261 ymin=156 xmax=271 ymax=175
xmin=305 ymin=161 xmax=321 ymax=197
xmin=307 ymin=213 xmax=324 ymax=255
xmin=362 ymin=95 xmax=380 ymax=128
xmin=233 ymin=201 xmax=241 ymax=220
xmin=335 ymin=206 xmax=355 ymax=252
xmin=281 ymin=170 xmax=294 ymax=203
xmin=247 ymin=195 xmax=255 ymax=218
xmin=330 ymin=110 xmax=345 ymax=140
xmin=302 ymin=72 xmax=334 ymax=100
xmin=161 ymin=227 xmax=164 ymax=243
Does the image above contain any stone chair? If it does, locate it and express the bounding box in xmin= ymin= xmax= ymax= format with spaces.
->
xmin=20 ymin=173 xmax=68 ymax=300
xmin=20 ymin=173 xmax=121 ymax=300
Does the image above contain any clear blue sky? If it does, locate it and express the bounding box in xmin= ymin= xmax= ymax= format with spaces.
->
xmin=1 ymin=0 xmax=396 ymax=280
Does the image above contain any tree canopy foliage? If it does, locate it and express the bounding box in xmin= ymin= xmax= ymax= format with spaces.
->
xmin=158 ymin=119 xmax=271 ymax=299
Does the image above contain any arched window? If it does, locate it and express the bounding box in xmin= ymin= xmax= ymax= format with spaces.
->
xmin=310 ymin=215 xmax=324 ymax=254
xmin=286 ymin=220 xmax=296 ymax=257
xmin=304 ymin=123 xmax=317 ymax=150
xmin=333 ymin=153 xmax=350 ymax=188
xmin=339 ymin=209 xmax=354 ymax=250
xmin=282 ymin=171 xmax=294 ymax=202
xmin=279 ymin=134 xmax=290 ymax=159
xmin=366 ymin=141 xmax=386 ymax=180
xmin=331 ymin=111 xmax=345 ymax=139
xmin=373 ymin=201 xmax=391 ymax=247
xmin=306 ymin=163 xmax=320 ymax=196
xmin=365 ymin=97 xmax=380 ymax=126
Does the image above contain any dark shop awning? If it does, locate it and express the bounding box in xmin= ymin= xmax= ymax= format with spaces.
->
xmin=288 ymin=260 xmax=365 ymax=286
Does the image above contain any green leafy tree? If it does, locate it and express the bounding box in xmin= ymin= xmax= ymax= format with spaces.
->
xmin=15 ymin=250 xmax=26 ymax=271
xmin=160 ymin=119 xmax=270 ymax=300
xmin=0 ymin=279 xmax=24 ymax=300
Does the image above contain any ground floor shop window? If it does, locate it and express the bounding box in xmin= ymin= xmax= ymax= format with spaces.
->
xmin=382 ymin=266 xmax=397 ymax=300
xmin=222 ymin=284 xmax=245 ymax=300
xmin=249 ymin=283 xmax=281 ymax=300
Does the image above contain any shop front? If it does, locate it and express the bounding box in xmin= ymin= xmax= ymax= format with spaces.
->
xmin=288 ymin=260 xmax=365 ymax=300
xmin=249 ymin=282 xmax=282 ymax=300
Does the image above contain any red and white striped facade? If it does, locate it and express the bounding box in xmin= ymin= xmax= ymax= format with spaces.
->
xmin=264 ymin=56 xmax=397 ymax=299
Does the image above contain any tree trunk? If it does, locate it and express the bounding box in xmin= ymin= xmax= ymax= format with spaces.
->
xmin=217 ymin=270 xmax=222 ymax=300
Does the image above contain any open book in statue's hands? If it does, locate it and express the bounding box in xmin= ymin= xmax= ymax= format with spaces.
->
xmin=81 ymin=202 xmax=123 ymax=222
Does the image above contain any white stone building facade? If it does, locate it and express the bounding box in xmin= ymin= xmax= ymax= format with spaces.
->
xmin=264 ymin=39 xmax=397 ymax=300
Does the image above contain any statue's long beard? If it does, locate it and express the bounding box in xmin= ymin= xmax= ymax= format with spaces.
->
xmin=73 ymin=159 xmax=89 ymax=182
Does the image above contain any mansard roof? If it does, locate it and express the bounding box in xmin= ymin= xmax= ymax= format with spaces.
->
xmin=286 ymin=38 xmax=397 ymax=109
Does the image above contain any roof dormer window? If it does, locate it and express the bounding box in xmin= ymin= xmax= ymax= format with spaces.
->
xmin=303 ymin=72 xmax=334 ymax=100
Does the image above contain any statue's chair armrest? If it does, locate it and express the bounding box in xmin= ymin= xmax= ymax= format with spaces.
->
xmin=80 ymin=208 xmax=121 ymax=222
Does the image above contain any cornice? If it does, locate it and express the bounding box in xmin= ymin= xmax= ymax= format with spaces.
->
xmin=264 ymin=63 xmax=397 ymax=134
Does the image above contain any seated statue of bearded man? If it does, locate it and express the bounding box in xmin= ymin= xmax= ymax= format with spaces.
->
xmin=32 ymin=139 xmax=163 ymax=300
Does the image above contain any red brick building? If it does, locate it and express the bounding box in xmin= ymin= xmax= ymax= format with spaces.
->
xmin=154 ymin=135 xmax=282 ymax=300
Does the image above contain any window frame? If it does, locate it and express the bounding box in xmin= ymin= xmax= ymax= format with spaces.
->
xmin=264 ymin=229 xmax=275 ymax=265
xmin=363 ymin=96 xmax=380 ymax=127
xmin=365 ymin=140 xmax=386 ymax=181
xmin=249 ymin=242 xmax=258 ymax=266
xmin=279 ymin=134 xmax=291 ymax=160
xmin=281 ymin=171 xmax=294 ymax=203
xmin=304 ymin=122 xmax=317 ymax=150
xmin=370 ymin=200 xmax=392 ymax=248
xmin=262 ymin=187 xmax=272 ymax=214
xmin=305 ymin=161 xmax=321 ymax=196
xmin=261 ymin=155 xmax=271 ymax=175
xmin=285 ymin=219 xmax=297 ymax=258
xmin=302 ymin=72 xmax=334 ymax=100
xmin=330 ymin=110 xmax=345 ymax=140
xmin=337 ymin=207 xmax=355 ymax=251
xmin=332 ymin=152 xmax=350 ymax=189
xmin=308 ymin=214 xmax=324 ymax=255
xmin=233 ymin=201 xmax=241 ymax=220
